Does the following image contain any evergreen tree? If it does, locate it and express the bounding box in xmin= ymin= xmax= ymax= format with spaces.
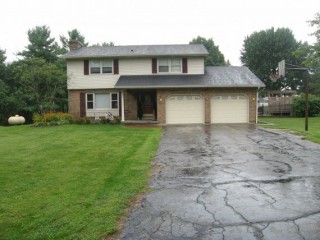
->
xmin=190 ymin=36 xmax=226 ymax=66
xmin=60 ymin=29 xmax=88 ymax=53
xmin=18 ymin=25 xmax=61 ymax=62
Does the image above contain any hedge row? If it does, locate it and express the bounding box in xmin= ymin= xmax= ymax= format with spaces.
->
xmin=292 ymin=94 xmax=320 ymax=117
xmin=32 ymin=112 xmax=121 ymax=126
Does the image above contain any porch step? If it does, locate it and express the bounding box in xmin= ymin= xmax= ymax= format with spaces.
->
xmin=124 ymin=120 xmax=159 ymax=124
xmin=142 ymin=114 xmax=154 ymax=121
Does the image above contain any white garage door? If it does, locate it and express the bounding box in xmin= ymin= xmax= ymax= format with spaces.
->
xmin=166 ymin=95 xmax=204 ymax=124
xmin=211 ymin=94 xmax=249 ymax=123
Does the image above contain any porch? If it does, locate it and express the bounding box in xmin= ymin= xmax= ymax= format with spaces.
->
xmin=122 ymin=89 xmax=158 ymax=121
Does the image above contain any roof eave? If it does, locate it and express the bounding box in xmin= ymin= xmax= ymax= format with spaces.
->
xmin=61 ymin=53 xmax=208 ymax=59
xmin=115 ymin=84 xmax=265 ymax=89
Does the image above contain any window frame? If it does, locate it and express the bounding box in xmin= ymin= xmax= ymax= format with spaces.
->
xmin=86 ymin=92 xmax=119 ymax=110
xmin=89 ymin=59 xmax=113 ymax=75
xmin=157 ymin=58 xmax=182 ymax=73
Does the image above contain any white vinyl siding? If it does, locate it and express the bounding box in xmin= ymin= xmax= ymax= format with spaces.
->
xmin=67 ymin=60 xmax=119 ymax=89
xmin=119 ymin=58 xmax=152 ymax=75
xmin=211 ymin=94 xmax=249 ymax=123
xmin=166 ymin=95 xmax=204 ymax=124
xmin=66 ymin=57 xmax=205 ymax=90
xmin=188 ymin=57 xmax=205 ymax=74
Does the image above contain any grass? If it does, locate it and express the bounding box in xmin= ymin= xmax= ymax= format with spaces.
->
xmin=0 ymin=124 xmax=161 ymax=240
xmin=259 ymin=116 xmax=320 ymax=143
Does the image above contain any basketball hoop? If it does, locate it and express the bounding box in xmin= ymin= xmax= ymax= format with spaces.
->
xmin=270 ymin=73 xmax=280 ymax=82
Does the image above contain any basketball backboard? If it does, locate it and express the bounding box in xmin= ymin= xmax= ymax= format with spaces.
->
xmin=278 ymin=60 xmax=285 ymax=77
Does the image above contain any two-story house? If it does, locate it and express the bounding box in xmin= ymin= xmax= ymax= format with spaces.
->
xmin=62 ymin=41 xmax=264 ymax=124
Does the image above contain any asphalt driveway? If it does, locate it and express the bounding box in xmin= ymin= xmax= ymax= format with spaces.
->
xmin=120 ymin=125 xmax=320 ymax=240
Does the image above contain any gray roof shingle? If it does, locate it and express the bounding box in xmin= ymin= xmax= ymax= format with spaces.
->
xmin=61 ymin=44 xmax=208 ymax=59
xmin=115 ymin=66 xmax=265 ymax=88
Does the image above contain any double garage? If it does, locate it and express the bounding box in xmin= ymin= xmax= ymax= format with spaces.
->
xmin=165 ymin=94 xmax=249 ymax=124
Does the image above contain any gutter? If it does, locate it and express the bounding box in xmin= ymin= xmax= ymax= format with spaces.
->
xmin=60 ymin=54 xmax=209 ymax=59
xmin=115 ymin=85 xmax=266 ymax=89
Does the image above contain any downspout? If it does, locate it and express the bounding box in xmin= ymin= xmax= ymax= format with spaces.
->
xmin=121 ymin=90 xmax=125 ymax=122
xmin=256 ymin=88 xmax=259 ymax=124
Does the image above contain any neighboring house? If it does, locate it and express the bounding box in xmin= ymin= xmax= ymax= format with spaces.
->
xmin=62 ymin=40 xmax=265 ymax=124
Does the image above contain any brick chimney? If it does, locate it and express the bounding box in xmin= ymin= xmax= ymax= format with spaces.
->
xmin=68 ymin=40 xmax=83 ymax=50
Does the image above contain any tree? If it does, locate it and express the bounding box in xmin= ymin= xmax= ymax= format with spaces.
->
xmin=91 ymin=42 xmax=115 ymax=47
xmin=310 ymin=12 xmax=320 ymax=42
xmin=0 ymin=50 xmax=26 ymax=124
xmin=60 ymin=29 xmax=89 ymax=53
xmin=190 ymin=36 xmax=226 ymax=66
xmin=18 ymin=26 xmax=61 ymax=62
xmin=307 ymin=12 xmax=320 ymax=95
xmin=241 ymin=27 xmax=301 ymax=91
xmin=0 ymin=49 xmax=9 ymax=123
xmin=15 ymin=58 xmax=67 ymax=114
xmin=0 ymin=48 xmax=6 ymax=80
xmin=294 ymin=12 xmax=320 ymax=95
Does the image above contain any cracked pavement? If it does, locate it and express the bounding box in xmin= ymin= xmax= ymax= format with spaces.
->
xmin=120 ymin=125 xmax=320 ymax=240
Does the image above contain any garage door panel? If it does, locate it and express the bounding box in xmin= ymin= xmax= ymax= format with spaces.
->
xmin=211 ymin=94 xmax=248 ymax=123
xmin=166 ymin=95 xmax=204 ymax=124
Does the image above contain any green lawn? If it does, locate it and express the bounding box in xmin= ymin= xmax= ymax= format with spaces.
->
xmin=0 ymin=124 xmax=161 ymax=240
xmin=259 ymin=116 xmax=320 ymax=143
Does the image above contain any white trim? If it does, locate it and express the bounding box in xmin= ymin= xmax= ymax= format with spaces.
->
xmin=121 ymin=91 xmax=125 ymax=122
xmin=256 ymin=92 xmax=258 ymax=123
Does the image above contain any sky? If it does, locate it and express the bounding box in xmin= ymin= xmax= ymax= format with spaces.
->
xmin=1 ymin=0 xmax=319 ymax=66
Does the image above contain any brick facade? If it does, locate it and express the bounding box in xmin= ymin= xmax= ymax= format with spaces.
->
xmin=68 ymin=90 xmax=81 ymax=118
xmin=123 ymin=91 xmax=138 ymax=120
xmin=121 ymin=88 xmax=258 ymax=124
xmin=68 ymin=89 xmax=121 ymax=118
xmin=70 ymin=88 xmax=258 ymax=124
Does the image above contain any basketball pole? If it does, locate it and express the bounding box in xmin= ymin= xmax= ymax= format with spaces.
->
xmin=304 ymin=72 xmax=309 ymax=131
xmin=276 ymin=60 xmax=311 ymax=131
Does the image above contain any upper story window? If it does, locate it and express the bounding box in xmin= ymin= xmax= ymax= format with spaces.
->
xmin=158 ymin=59 xmax=182 ymax=73
xmin=90 ymin=60 xmax=113 ymax=74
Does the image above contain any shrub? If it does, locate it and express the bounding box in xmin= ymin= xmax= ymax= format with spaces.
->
xmin=71 ymin=117 xmax=91 ymax=124
xmin=84 ymin=117 xmax=91 ymax=124
xmin=33 ymin=112 xmax=72 ymax=126
xmin=100 ymin=117 xmax=110 ymax=124
xmin=113 ymin=117 xmax=121 ymax=124
xmin=292 ymin=94 xmax=320 ymax=117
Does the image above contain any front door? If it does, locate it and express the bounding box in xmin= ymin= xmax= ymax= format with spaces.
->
xmin=137 ymin=91 xmax=156 ymax=120
xmin=143 ymin=93 xmax=153 ymax=114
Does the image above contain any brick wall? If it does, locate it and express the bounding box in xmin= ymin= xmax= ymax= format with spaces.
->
xmin=123 ymin=91 xmax=138 ymax=120
xmin=68 ymin=89 xmax=122 ymax=118
xmin=156 ymin=88 xmax=258 ymax=124
xmin=68 ymin=90 xmax=81 ymax=118
xmin=70 ymin=88 xmax=258 ymax=123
